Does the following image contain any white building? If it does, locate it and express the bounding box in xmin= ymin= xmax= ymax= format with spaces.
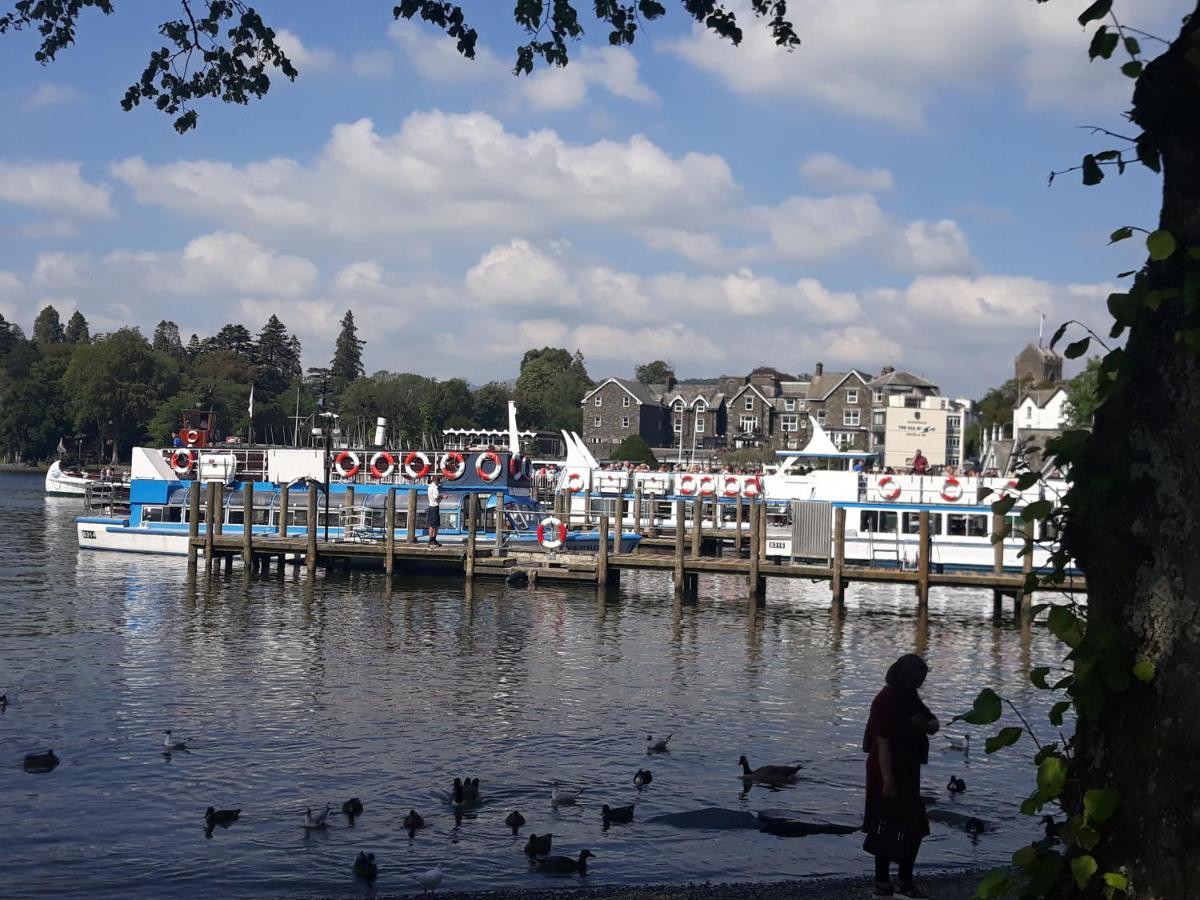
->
xmin=883 ymin=395 xmax=973 ymax=470
xmin=1012 ymin=387 xmax=1069 ymax=439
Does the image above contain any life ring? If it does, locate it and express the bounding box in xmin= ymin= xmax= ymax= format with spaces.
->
xmin=334 ymin=450 xmax=360 ymax=479
xmin=998 ymin=478 xmax=1020 ymax=501
xmin=679 ymin=474 xmax=697 ymax=495
xmin=698 ymin=475 xmax=715 ymax=495
xmin=170 ymin=448 xmax=195 ymax=475
xmin=403 ymin=451 xmax=431 ymax=480
xmin=743 ymin=475 xmax=761 ymax=497
xmin=441 ymin=451 xmax=466 ymax=480
xmin=524 ymin=457 xmax=533 ymax=480
xmin=537 ymin=516 xmax=568 ymax=550
xmin=476 ymin=451 xmax=503 ymax=483
xmin=508 ymin=454 xmax=528 ymax=480
xmin=878 ymin=475 xmax=901 ymax=501
xmin=566 ymin=471 xmax=585 ymax=493
xmin=369 ymin=451 xmax=395 ymax=479
xmin=941 ymin=476 xmax=963 ymax=503
xmin=183 ymin=429 xmax=200 ymax=446
xmin=723 ymin=475 xmax=740 ymax=497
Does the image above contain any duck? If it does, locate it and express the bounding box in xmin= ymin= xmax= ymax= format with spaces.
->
xmin=23 ymin=749 xmax=59 ymax=773
xmin=464 ymin=777 xmax=481 ymax=803
xmin=302 ymin=804 xmax=331 ymax=829
xmin=403 ymin=809 xmax=425 ymax=832
xmin=738 ymin=755 xmax=801 ymax=784
xmin=162 ymin=730 xmax=190 ymax=752
xmin=416 ymin=862 xmax=443 ymax=893
xmin=947 ymin=776 xmax=966 ymax=793
xmin=946 ymin=734 xmax=971 ymax=753
xmin=634 ymin=769 xmax=653 ymax=788
xmin=0 ymin=693 xmax=8 ymax=710
xmin=352 ymin=851 xmax=378 ymax=882
xmin=533 ymin=849 xmax=594 ymax=875
xmin=524 ymin=833 xmax=553 ymax=856
xmin=506 ymin=569 xmax=529 ymax=586
xmin=646 ymin=733 xmax=672 ymax=754
xmin=450 ymin=777 xmax=466 ymax=810
xmin=965 ymin=817 xmax=986 ymax=836
xmin=342 ymin=797 xmax=364 ymax=817
xmin=601 ymin=803 xmax=634 ymax=825
xmin=505 ymin=810 xmax=526 ymax=834
xmin=551 ymin=782 xmax=584 ymax=806
xmin=204 ymin=806 xmax=240 ymax=827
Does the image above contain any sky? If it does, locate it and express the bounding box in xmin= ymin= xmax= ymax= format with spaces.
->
xmin=0 ymin=0 xmax=1181 ymax=397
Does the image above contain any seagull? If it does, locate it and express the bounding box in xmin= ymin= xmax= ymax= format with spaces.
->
xmin=551 ymin=782 xmax=584 ymax=806
xmin=162 ymin=730 xmax=190 ymax=752
xmin=634 ymin=769 xmax=653 ymax=788
xmin=353 ymin=851 xmax=378 ymax=882
xmin=505 ymin=810 xmax=526 ymax=834
xmin=302 ymin=804 xmax=331 ymax=829
xmin=416 ymin=862 xmax=443 ymax=893
xmin=738 ymin=755 xmax=802 ymax=784
xmin=646 ymin=734 xmax=672 ymax=754
xmin=946 ymin=734 xmax=971 ymax=753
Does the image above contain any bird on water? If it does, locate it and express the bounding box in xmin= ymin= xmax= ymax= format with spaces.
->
xmin=404 ymin=809 xmax=425 ymax=833
xmin=505 ymin=810 xmax=526 ymax=834
xmin=646 ymin=734 xmax=672 ymax=754
xmin=601 ymin=803 xmax=634 ymax=826
xmin=551 ymin=782 xmax=584 ymax=806
xmin=302 ymin=804 xmax=331 ymax=829
xmin=524 ymin=833 xmax=553 ymax=856
xmin=416 ymin=862 xmax=443 ymax=893
xmin=353 ymin=851 xmax=378 ymax=881
xmin=533 ymin=849 xmax=594 ymax=875
xmin=738 ymin=755 xmax=802 ymax=784
xmin=634 ymin=768 xmax=653 ymax=788
xmin=162 ymin=730 xmax=190 ymax=752
xmin=23 ymin=749 xmax=58 ymax=773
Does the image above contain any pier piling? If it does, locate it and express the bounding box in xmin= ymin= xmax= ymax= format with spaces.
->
xmin=306 ymin=484 xmax=318 ymax=577
xmin=1020 ymin=523 xmax=1034 ymax=617
xmin=598 ymin=515 xmax=610 ymax=586
xmin=831 ymin=507 xmax=846 ymax=607
xmin=613 ymin=494 xmax=625 ymax=557
xmin=406 ymin=489 xmax=417 ymax=544
xmin=917 ymin=510 xmax=931 ymax=609
xmin=187 ymin=481 xmax=199 ymax=573
xmin=734 ymin=497 xmax=744 ymax=557
xmin=385 ymin=488 xmax=396 ymax=577
xmin=278 ymin=485 xmax=288 ymax=538
xmin=243 ymin=481 xmax=254 ymax=569
xmin=748 ymin=502 xmax=763 ymax=600
xmin=204 ymin=481 xmax=217 ymax=576
xmin=495 ymin=492 xmax=505 ymax=553
xmin=465 ymin=493 xmax=477 ymax=581
xmin=991 ymin=510 xmax=1005 ymax=619
xmin=691 ymin=495 xmax=703 ymax=559
xmin=673 ymin=499 xmax=686 ymax=594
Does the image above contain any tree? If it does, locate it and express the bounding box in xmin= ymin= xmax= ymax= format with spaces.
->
xmin=64 ymin=311 xmax=90 ymax=344
xmin=0 ymin=314 xmax=24 ymax=357
xmin=515 ymin=346 xmax=592 ymax=432
xmin=0 ymin=356 xmax=70 ymax=462
xmin=205 ymin=323 xmax=255 ymax=360
xmin=254 ymin=314 xmax=301 ymax=399
xmin=635 ymin=360 xmax=674 ymax=384
xmin=152 ymin=320 xmax=184 ymax=358
xmin=472 ymin=382 xmax=513 ymax=429
xmin=31 ymin=305 xmax=65 ymax=344
xmin=609 ymin=434 xmax=656 ymax=466
xmin=330 ymin=310 xmax=365 ymax=393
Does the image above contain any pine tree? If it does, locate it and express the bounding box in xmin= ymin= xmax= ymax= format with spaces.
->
xmin=186 ymin=333 xmax=202 ymax=358
xmin=207 ymin=323 xmax=254 ymax=360
xmin=152 ymin=320 xmax=184 ymax=357
xmin=32 ymin=305 xmax=65 ymax=344
xmin=64 ymin=311 xmax=90 ymax=344
xmin=330 ymin=310 xmax=365 ymax=392
xmin=286 ymin=335 xmax=303 ymax=379
xmin=254 ymin=314 xmax=296 ymax=399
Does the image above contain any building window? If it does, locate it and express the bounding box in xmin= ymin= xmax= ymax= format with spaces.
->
xmin=846 ymin=389 xmax=859 ymax=404
xmin=1025 ymin=405 xmax=1032 ymax=421
xmin=739 ymin=415 xmax=758 ymax=433
xmin=622 ymin=395 xmax=631 ymax=408
xmin=673 ymin=400 xmax=684 ymax=412
xmin=695 ymin=400 xmax=707 ymax=412
xmin=784 ymin=398 xmax=796 ymax=411
xmin=782 ymin=414 xmax=799 ymax=432
xmin=695 ymin=417 xmax=706 ymax=433
xmin=673 ymin=417 xmax=683 ymax=433
xmin=744 ymin=395 xmax=754 ymax=411
xmin=873 ymin=410 xmax=885 ymax=427
xmin=593 ymin=416 xmax=602 ymax=427
xmin=844 ymin=409 xmax=860 ymax=426
xmin=872 ymin=389 xmax=883 ymax=403
xmin=948 ymin=435 xmax=961 ymax=449
xmin=594 ymin=396 xmax=602 ymax=407
xmin=621 ymin=416 xmax=630 ymax=428
xmin=816 ymin=409 xmax=827 ymax=425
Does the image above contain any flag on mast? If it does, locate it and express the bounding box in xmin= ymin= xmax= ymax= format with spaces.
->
xmin=1039 ymin=310 xmax=1045 ymax=346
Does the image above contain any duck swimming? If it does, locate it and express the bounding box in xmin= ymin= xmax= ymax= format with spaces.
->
xmin=204 ymin=807 xmax=240 ymax=827
xmin=533 ymin=849 xmax=594 ymax=875
xmin=505 ymin=810 xmax=526 ymax=834
xmin=23 ymin=749 xmax=58 ymax=773
xmin=634 ymin=769 xmax=653 ymax=788
xmin=947 ymin=776 xmax=966 ymax=793
xmin=738 ymin=755 xmax=801 ymax=784
xmin=404 ymin=809 xmax=425 ymax=832
xmin=450 ymin=778 xmax=466 ymax=810
xmin=342 ymin=797 xmax=364 ymax=818
xmin=353 ymin=851 xmax=378 ymax=881
xmin=601 ymin=803 xmax=634 ymax=825
xmin=524 ymin=833 xmax=553 ymax=856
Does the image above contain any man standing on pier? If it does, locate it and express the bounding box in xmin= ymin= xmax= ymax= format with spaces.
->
xmin=427 ymin=475 xmax=442 ymax=548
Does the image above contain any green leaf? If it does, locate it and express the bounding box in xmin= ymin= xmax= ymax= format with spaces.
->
xmin=956 ymin=687 xmax=1003 ymax=725
xmin=1037 ymin=756 xmax=1068 ymax=798
xmin=1084 ymin=788 xmax=1120 ymax=825
xmin=992 ymin=495 xmax=1017 ymax=516
xmin=1082 ymin=154 xmax=1104 ymax=185
xmin=1072 ymin=854 xmax=1099 ymax=889
xmin=1077 ymin=0 xmax=1112 ymax=26
xmin=1048 ymin=606 xmax=1084 ymax=648
xmin=1147 ymin=229 xmax=1177 ymax=261
xmin=986 ymin=726 xmax=1024 ymax=753
xmin=1075 ymin=823 xmax=1101 ymax=851
xmin=1123 ymin=36 xmax=1140 ymax=56
xmin=977 ymin=486 xmax=994 ymax=501
xmin=1030 ymin=666 xmax=1051 ymax=689
xmin=1021 ymin=499 xmax=1053 ymax=521
xmin=1088 ymin=25 xmax=1119 ymax=59
xmin=1012 ymin=846 xmax=1038 ymax=868
xmin=1136 ymin=137 xmax=1161 ymax=172
xmin=1121 ymin=60 xmax=1143 ymax=78
xmin=1020 ymin=790 xmax=1045 ymax=816
xmin=974 ymin=867 xmax=1013 ymax=899
xmin=1108 ymin=226 xmax=1133 ymax=244
xmin=1133 ymin=659 xmax=1155 ymax=682
xmin=1103 ymin=872 xmax=1129 ymax=891
xmin=1016 ymin=471 xmax=1041 ymax=490
xmin=1065 ymin=337 xmax=1091 ymax=359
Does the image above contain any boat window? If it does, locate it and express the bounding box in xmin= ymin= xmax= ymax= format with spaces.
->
xmin=902 ymin=512 xmax=942 ymax=535
xmin=967 ymin=515 xmax=989 ymax=537
xmin=879 ymin=511 xmax=898 ymax=533
xmin=228 ymin=510 xmax=244 ymax=525
xmin=947 ymin=513 xmax=967 ymax=537
xmin=860 ymin=510 xmax=879 ymax=532
xmin=142 ymin=506 xmax=163 ymax=523
xmin=164 ymin=507 xmax=183 ymax=524
xmin=1039 ymin=519 xmax=1059 ymax=541
xmin=252 ymin=509 xmax=270 ymax=526
xmin=861 ymin=510 xmax=898 ymax=534
xmin=289 ymin=509 xmax=308 ymax=527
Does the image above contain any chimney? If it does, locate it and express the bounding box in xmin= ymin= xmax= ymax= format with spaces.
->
xmin=880 ymin=365 xmax=894 ymax=376
xmin=665 ymin=373 xmax=676 ymax=391
xmin=815 ymin=361 xmax=824 ymax=376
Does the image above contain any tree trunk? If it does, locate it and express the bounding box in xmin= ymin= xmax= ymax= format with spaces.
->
xmin=1068 ymin=6 xmax=1200 ymax=897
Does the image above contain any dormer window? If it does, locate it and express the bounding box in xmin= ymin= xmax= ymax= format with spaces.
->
xmin=673 ymin=400 xmax=684 ymax=412
xmin=744 ymin=395 xmax=754 ymax=411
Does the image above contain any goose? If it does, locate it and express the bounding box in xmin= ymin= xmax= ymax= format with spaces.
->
xmin=946 ymin=734 xmax=971 ymax=753
xmin=533 ymin=849 xmax=594 ymax=875
xmin=601 ymin=803 xmax=634 ymax=825
xmin=450 ymin=777 xmax=466 ymax=810
xmin=524 ymin=833 xmax=553 ymax=856
xmin=302 ymin=804 xmax=331 ymax=829
xmin=464 ymin=777 xmax=481 ymax=803
xmin=965 ymin=817 xmax=986 ymax=836
xmin=506 ymin=569 xmax=529 ymax=586
xmin=342 ymin=797 xmax=364 ymax=817
xmin=162 ymin=730 xmax=190 ymax=752
xmin=551 ymin=782 xmax=584 ymax=806
xmin=352 ymin=851 xmax=378 ymax=882
xmin=204 ymin=806 xmax=240 ymax=827
xmin=23 ymin=749 xmax=58 ymax=773
xmin=416 ymin=862 xmax=443 ymax=893
xmin=947 ymin=776 xmax=966 ymax=793
xmin=646 ymin=734 xmax=672 ymax=754
xmin=403 ymin=809 xmax=425 ymax=832
xmin=738 ymin=755 xmax=801 ymax=784
xmin=505 ymin=810 xmax=526 ymax=834
xmin=633 ymin=769 xmax=653 ymax=788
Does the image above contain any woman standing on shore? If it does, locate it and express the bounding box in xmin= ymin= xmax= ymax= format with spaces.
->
xmin=863 ymin=654 xmax=939 ymax=900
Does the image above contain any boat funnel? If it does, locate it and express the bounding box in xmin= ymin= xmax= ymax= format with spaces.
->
xmin=374 ymin=417 xmax=387 ymax=447
xmin=507 ymin=401 xmax=521 ymax=454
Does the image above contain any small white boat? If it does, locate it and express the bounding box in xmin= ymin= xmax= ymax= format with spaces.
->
xmin=45 ymin=460 xmax=94 ymax=497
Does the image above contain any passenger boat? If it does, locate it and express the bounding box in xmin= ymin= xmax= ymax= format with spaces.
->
xmin=45 ymin=459 xmax=127 ymax=497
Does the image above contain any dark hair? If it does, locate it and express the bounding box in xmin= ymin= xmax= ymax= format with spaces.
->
xmin=886 ymin=653 xmax=928 ymax=691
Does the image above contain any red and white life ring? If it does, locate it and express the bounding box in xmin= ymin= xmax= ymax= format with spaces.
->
xmin=877 ymin=475 xmax=901 ymax=501
xmin=441 ymin=451 xmax=466 ymax=480
xmin=476 ymin=451 xmax=503 ymax=483
xmin=508 ymin=454 xmax=529 ymax=481
xmin=183 ymin=429 xmax=200 ymax=446
xmin=678 ymin=474 xmax=697 ymax=495
xmin=998 ymin=478 xmax=1020 ymax=501
xmin=403 ymin=451 xmax=431 ymax=480
xmin=334 ymin=450 xmax=361 ymax=479
xmin=698 ymin=475 xmax=715 ymax=495
xmin=941 ymin=476 xmax=963 ymax=503
xmin=566 ymin=471 xmax=585 ymax=493
xmin=369 ymin=451 xmax=395 ymax=479
xmin=537 ymin=516 xmax=568 ymax=550
xmin=742 ymin=475 xmax=761 ymax=497
xmin=170 ymin=448 xmax=195 ymax=475
xmin=723 ymin=475 xmax=740 ymax=497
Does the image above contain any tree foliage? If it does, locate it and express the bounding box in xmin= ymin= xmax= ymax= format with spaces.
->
xmin=32 ymin=305 xmax=65 ymax=344
xmin=1064 ymin=358 xmax=1101 ymax=428
xmin=64 ymin=311 xmax=90 ymax=344
xmin=330 ymin=309 xmax=365 ymax=393
xmin=515 ymin=347 xmax=592 ymax=432
xmin=609 ymin=433 xmax=657 ymax=466
xmin=635 ymin=359 xmax=674 ymax=384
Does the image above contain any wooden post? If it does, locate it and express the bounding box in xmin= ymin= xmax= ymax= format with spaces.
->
xmin=613 ymin=493 xmax=625 ymax=556
xmin=385 ymin=487 xmax=396 ymax=577
xmin=306 ymin=483 xmax=318 ymax=576
xmin=187 ymin=481 xmax=199 ymax=573
xmin=584 ymin=488 xmax=592 ymax=525
xmin=917 ymin=510 xmax=931 ymax=609
xmin=749 ymin=502 xmax=763 ymax=599
xmin=465 ymin=493 xmax=477 ymax=581
xmin=495 ymin=492 xmax=505 ymax=554
xmin=758 ymin=498 xmax=769 ymax=564
xmin=213 ymin=485 xmax=224 ymax=536
xmin=735 ymin=496 xmax=744 ymax=557
xmin=648 ymin=492 xmax=657 ymax=535
xmin=633 ymin=489 xmax=643 ymax=535
xmin=831 ymin=506 xmax=846 ymax=607
xmin=1020 ymin=522 xmax=1034 ymax=616
xmin=673 ymin=499 xmax=686 ymax=592
xmin=242 ymin=481 xmax=254 ymax=569
xmin=598 ymin=515 xmax=610 ymax=586
xmin=278 ymin=485 xmax=289 ymax=537
xmin=204 ymin=480 xmax=217 ymax=576
xmin=406 ymin=488 xmax=418 ymax=544
xmin=992 ymin=510 xmax=1005 ymax=619
xmin=691 ymin=495 xmax=703 ymax=559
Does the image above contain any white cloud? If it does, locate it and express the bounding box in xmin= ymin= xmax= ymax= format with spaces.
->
xmin=24 ymin=83 xmax=81 ymax=109
xmin=892 ymin=219 xmax=975 ymax=275
xmin=387 ymin=21 xmax=507 ymax=82
xmin=522 ymin=46 xmax=657 ymax=110
xmin=751 ymin=193 xmax=887 ymax=262
xmin=351 ymin=50 xmax=397 ymax=79
xmin=466 ymin=239 xmax=574 ymax=305
xmin=800 ymin=153 xmax=893 ymax=193
xmin=881 ymin=274 xmax=1105 ymax=329
xmin=0 ymin=161 xmax=113 ymax=218
xmin=275 ymin=29 xmax=336 ymax=73
xmin=17 ymin=219 xmax=79 ymax=239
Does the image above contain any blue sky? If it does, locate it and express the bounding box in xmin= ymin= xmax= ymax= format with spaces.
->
xmin=0 ymin=0 xmax=1179 ymax=395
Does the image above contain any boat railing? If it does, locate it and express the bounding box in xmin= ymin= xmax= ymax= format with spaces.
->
xmin=84 ymin=480 xmax=131 ymax=514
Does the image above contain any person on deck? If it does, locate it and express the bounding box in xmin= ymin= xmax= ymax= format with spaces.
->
xmin=863 ymin=654 xmax=939 ymax=900
xmin=911 ymin=449 xmax=929 ymax=476
xmin=426 ymin=474 xmax=442 ymax=548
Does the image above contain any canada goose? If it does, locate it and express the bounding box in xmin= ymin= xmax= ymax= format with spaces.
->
xmin=601 ymin=804 xmax=634 ymax=825
xmin=204 ymin=807 xmax=240 ymax=827
xmin=403 ymin=809 xmax=425 ymax=832
xmin=634 ymin=769 xmax=653 ymax=788
xmin=533 ymin=849 xmax=594 ymax=875
xmin=551 ymin=782 xmax=584 ymax=806
xmin=450 ymin=777 xmax=466 ymax=810
xmin=524 ymin=833 xmax=553 ymax=856
xmin=23 ymin=749 xmax=58 ymax=773
xmin=353 ymin=851 xmax=378 ymax=881
xmin=416 ymin=862 xmax=443 ymax=892
xmin=646 ymin=734 xmax=672 ymax=754
xmin=947 ymin=776 xmax=966 ymax=793
xmin=738 ymin=755 xmax=801 ymax=783
xmin=505 ymin=810 xmax=526 ymax=834
xmin=162 ymin=730 xmax=190 ymax=752
xmin=342 ymin=797 xmax=364 ymax=817
xmin=302 ymin=804 xmax=331 ymax=829
xmin=464 ymin=777 xmax=481 ymax=803
xmin=946 ymin=734 xmax=971 ymax=752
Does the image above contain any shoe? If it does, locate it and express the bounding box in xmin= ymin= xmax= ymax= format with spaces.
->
xmin=895 ymin=884 xmax=930 ymax=900
xmin=873 ymin=883 xmax=895 ymax=897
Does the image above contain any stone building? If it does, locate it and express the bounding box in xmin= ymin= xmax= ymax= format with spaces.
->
xmin=580 ymin=377 xmax=671 ymax=453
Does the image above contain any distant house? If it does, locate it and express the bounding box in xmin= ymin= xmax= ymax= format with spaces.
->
xmin=803 ymin=362 xmax=872 ymax=451
xmin=580 ymin=377 xmax=670 ymax=453
xmin=1015 ymin=343 xmax=1063 ymax=388
xmin=665 ymin=384 xmax=728 ymax=452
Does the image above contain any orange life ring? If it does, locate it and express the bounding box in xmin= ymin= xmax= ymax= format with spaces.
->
xmin=403 ymin=451 xmax=431 ymax=480
xmin=170 ymin=448 xmax=195 ymax=475
xmin=537 ymin=516 xmax=568 ymax=550
xmin=698 ymin=475 xmax=715 ymax=495
xmin=508 ymin=454 xmax=528 ymax=480
xmin=567 ymin=471 xmax=585 ymax=493
xmin=678 ymin=474 xmax=697 ymax=495
xmin=941 ymin=476 xmax=963 ymax=502
xmin=723 ymin=475 xmax=740 ymax=497
xmin=441 ymin=451 xmax=466 ymax=480
xmin=184 ymin=429 xmax=200 ymax=446
xmin=743 ymin=475 xmax=761 ymax=497
xmin=476 ymin=451 xmax=503 ymax=483
xmin=369 ymin=451 xmax=395 ymax=479
xmin=878 ymin=475 xmax=901 ymax=501
xmin=334 ymin=450 xmax=360 ymax=479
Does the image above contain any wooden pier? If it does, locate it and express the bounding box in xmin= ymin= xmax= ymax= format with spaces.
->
xmin=186 ymin=483 xmax=1045 ymax=619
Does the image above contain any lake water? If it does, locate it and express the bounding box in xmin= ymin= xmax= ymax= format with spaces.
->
xmin=0 ymin=471 xmax=1058 ymax=897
